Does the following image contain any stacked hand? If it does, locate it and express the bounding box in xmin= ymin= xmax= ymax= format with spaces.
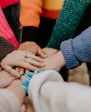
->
xmin=1 ymin=50 xmax=44 ymax=78
xmin=17 ymin=41 xmax=46 ymax=75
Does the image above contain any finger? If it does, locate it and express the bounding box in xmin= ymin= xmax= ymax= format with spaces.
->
xmin=15 ymin=67 xmax=19 ymax=72
xmin=39 ymin=66 xmax=48 ymax=71
xmin=25 ymin=58 xmax=45 ymax=67
xmin=3 ymin=65 xmax=21 ymax=78
xmin=24 ymin=51 xmax=44 ymax=62
xmin=19 ymin=67 xmax=24 ymax=75
xmin=25 ymin=69 xmax=30 ymax=74
xmin=37 ymin=47 xmax=46 ymax=58
xmin=19 ymin=61 xmax=39 ymax=71
xmin=20 ymin=76 xmax=25 ymax=82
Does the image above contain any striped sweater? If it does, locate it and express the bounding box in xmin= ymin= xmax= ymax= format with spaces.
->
xmin=47 ymin=0 xmax=91 ymax=49
xmin=19 ymin=0 xmax=64 ymax=45
xmin=20 ymin=0 xmax=64 ymax=27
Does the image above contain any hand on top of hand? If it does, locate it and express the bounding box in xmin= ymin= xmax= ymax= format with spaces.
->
xmin=19 ymin=41 xmax=46 ymax=58
xmin=1 ymin=50 xmax=45 ymax=78
xmin=40 ymin=51 xmax=66 ymax=71
xmin=18 ymin=41 xmax=46 ymax=75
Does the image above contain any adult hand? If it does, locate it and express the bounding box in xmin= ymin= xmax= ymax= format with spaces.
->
xmin=41 ymin=51 xmax=66 ymax=71
xmin=1 ymin=50 xmax=44 ymax=78
xmin=19 ymin=41 xmax=46 ymax=58
xmin=42 ymin=48 xmax=58 ymax=56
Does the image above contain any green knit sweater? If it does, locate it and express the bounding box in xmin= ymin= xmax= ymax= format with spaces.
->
xmin=47 ymin=0 xmax=91 ymax=50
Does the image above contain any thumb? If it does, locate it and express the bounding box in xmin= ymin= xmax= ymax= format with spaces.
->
xmin=37 ymin=47 xmax=46 ymax=58
xmin=3 ymin=65 xmax=21 ymax=78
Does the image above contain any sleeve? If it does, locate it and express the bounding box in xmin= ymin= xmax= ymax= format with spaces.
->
xmin=0 ymin=36 xmax=14 ymax=61
xmin=19 ymin=0 xmax=42 ymax=27
xmin=0 ymin=6 xmax=19 ymax=49
xmin=28 ymin=70 xmax=64 ymax=112
xmin=29 ymin=70 xmax=91 ymax=112
xmin=46 ymin=0 xmax=91 ymax=49
xmin=0 ymin=89 xmax=20 ymax=112
xmin=60 ymin=26 xmax=91 ymax=69
xmin=19 ymin=0 xmax=42 ymax=42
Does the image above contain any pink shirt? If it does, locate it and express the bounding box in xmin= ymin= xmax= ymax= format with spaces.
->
xmin=0 ymin=0 xmax=19 ymax=8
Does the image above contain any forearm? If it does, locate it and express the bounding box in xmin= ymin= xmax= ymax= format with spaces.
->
xmin=61 ymin=26 xmax=91 ymax=69
xmin=47 ymin=0 xmax=91 ymax=49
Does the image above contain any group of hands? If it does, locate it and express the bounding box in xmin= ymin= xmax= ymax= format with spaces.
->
xmin=0 ymin=41 xmax=65 ymax=79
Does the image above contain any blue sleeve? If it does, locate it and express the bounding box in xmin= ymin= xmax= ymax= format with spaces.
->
xmin=60 ymin=26 xmax=91 ymax=69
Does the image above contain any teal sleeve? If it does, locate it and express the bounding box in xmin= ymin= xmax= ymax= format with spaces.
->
xmin=46 ymin=0 xmax=91 ymax=49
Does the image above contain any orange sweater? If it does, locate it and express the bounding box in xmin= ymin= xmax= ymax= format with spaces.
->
xmin=20 ymin=0 xmax=64 ymax=27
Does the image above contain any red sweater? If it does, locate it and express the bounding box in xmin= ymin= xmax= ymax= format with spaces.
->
xmin=0 ymin=0 xmax=19 ymax=8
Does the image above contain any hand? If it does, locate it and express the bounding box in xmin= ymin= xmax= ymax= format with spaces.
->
xmin=19 ymin=41 xmax=46 ymax=58
xmin=41 ymin=51 xmax=66 ymax=71
xmin=15 ymin=67 xmax=30 ymax=76
xmin=42 ymin=47 xmax=58 ymax=56
xmin=1 ymin=50 xmax=45 ymax=78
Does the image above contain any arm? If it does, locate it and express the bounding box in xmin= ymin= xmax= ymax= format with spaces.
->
xmin=41 ymin=27 xmax=91 ymax=71
xmin=0 ymin=6 xmax=19 ymax=49
xmin=47 ymin=0 xmax=91 ymax=49
xmin=19 ymin=0 xmax=42 ymax=42
xmin=28 ymin=70 xmax=91 ymax=112
xmin=0 ymin=79 xmax=25 ymax=112
xmin=61 ymin=26 xmax=91 ymax=69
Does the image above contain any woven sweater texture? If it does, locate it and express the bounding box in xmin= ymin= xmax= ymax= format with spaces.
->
xmin=61 ymin=26 xmax=91 ymax=69
xmin=47 ymin=0 xmax=91 ymax=50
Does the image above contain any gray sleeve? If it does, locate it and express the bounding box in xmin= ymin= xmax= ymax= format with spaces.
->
xmin=0 ymin=89 xmax=20 ymax=112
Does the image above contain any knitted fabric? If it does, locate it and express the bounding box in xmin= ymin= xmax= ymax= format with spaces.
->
xmin=0 ymin=7 xmax=19 ymax=49
xmin=20 ymin=0 xmax=64 ymax=27
xmin=47 ymin=0 xmax=91 ymax=50
xmin=22 ymin=69 xmax=42 ymax=95
xmin=0 ymin=0 xmax=19 ymax=8
xmin=61 ymin=26 xmax=91 ymax=69
xmin=0 ymin=36 xmax=14 ymax=61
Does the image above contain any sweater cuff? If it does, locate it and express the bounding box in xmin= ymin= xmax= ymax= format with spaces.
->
xmin=0 ymin=36 xmax=14 ymax=61
xmin=21 ymin=26 xmax=38 ymax=43
xmin=60 ymin=39 xmax=80 ymax=69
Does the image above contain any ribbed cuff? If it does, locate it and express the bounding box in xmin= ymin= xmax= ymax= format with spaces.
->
xmin=60 ymin=39 xmax=80 ymax=69
xmin=21 ymin=26 xmax=38 ymax=43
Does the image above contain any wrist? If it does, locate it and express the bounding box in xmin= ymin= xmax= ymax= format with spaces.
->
xmin=56 ymin=51 xmax=66 ymax=68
